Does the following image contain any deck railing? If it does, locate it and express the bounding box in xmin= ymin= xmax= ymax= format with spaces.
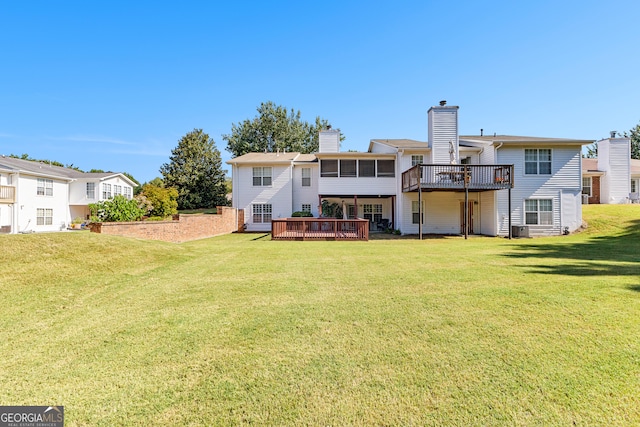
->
xmin=271 ymin=218 xmax=369 ymax=241
xmin=0 ymin=185 xmax=15 ymax=203
xmin=402 ymin=164 xmax=514 ymax=192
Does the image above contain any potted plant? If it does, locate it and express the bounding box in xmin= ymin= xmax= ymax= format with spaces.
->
xmin=71 ymin=217 xmax=84 ymax=229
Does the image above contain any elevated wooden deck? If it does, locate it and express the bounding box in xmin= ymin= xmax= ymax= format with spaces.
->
xmin=271 ymin=218 xmax=369 ymax=241
xmin=402 ymin=164 xmax=514 ymax=192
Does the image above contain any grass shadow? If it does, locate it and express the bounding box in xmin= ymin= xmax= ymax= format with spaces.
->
xmin=503 ymin=218 xmax=640 ymax=278
xmin=251 ymin=233 xmax=270 ymax=241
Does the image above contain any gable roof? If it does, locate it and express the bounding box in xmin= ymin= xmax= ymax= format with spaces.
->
xmin=369 ymin=139 xmax=428 ymax=150
xmin=581 ymin=158 xmax=640 ymax=176
xmin=0 ymin=156 xmax=137 ymax=185
xmin=226 ymin=152 xmax=302 ymax=165
xmin=293 ymin=154 xmax=317 ymax=163
xmin=460 ymin=135 xmax=594 ymax=146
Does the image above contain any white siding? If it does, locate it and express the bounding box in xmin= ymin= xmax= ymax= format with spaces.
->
xmin=598 ymin=138 xmax=631 ymax=204
xmin=234 ymin=164 xmax=293 ymax=232
xmin=428 ymin=107 xmax=459 ymax=164
xmin=401 ymin=192 xmax=481 ymax=235
xmin=319 ymin=130 xmax=340 ymax=153
xmin=98 ymin=176 xmax=134 ymax=201
xmin=0 ymin=203 xmax=12 ymax=232
xmin=17 ymin=175 xmax=69 ymax=232
xmin=479 ymin=143 xmax=496 ymax=164
xmin=292 ymin=164 xmax=319 ymax=216
xmin=319 ymin=176 xmax=396 ymax=196
xmin=497 ymin=145 xmax=582 ymax=236
xmin=69 ymin=179 xmax=100 ymax=205
xmin=479 ymin=191 xmax=498 ymax=236
xmin=369 ymin=141 xmax=398 ymax=154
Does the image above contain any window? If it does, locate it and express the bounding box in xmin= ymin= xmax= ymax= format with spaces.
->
xmin=363 ymin=204 xmax=373 ymax=222
xmin=252 ymin=204 xmax=272 ymax=223
xmin=525 ymin=199 xmax=553 ymax=225
xmin=253 ymin=167 xmax=272 ymax=186
xmin=347 ymin=204 xmax=356 ymax=219
xmin=412 ymin=201 xmax=424 ymax=224
xmin=377 ymin=160 xmax=395 ymax=177
xmin=631 ymin=179 xmax=638 ymax=194
xmin=358 ymin=160 xmax=375 ymax=177
xmin=373 ymin=204 xmax=382 ymax=224
xmin=411 ymin=155 xmax=423 ymax=166
xmin=582 ymin=177 xmax=592 ymax=196
xmin=36 ymin=208 xmax=53 ymax=225
xmin=302 ymin=204 xmax=311 ymax=212
xmin=525 ymin=149 xmax=551 ymax=175
xmin=340 ymin=159 xmax=357 ymax=177
xmin=301 ymin=168 xmax=311 ymax=186
xmin=361 ymin=204 xmax=382 ymax=224
xmin=320 ymin=160 xmax=338 ymax=177
xmin=114 ymin=185 xmax=122 ymax=196
xmin=86 ymin=182 xmax=96 ymax=199
xmin=102 ymin=183 xmax=112 ymax=199
xmin=37 ymin=178 xmax=53 ymax=196
xmin=124 ymin=187 xmax=132 ymax=199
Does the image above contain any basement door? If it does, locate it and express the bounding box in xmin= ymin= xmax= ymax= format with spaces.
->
xmin=459 ymin=201 xmax=475 ymax=235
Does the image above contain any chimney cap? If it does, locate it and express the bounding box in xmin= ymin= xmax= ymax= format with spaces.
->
xmin=439 ymin=100 xmax=447 ymax=106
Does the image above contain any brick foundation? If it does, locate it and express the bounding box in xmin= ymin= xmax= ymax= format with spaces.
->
xmin=89 ymin=207 xmax=243 ymax=243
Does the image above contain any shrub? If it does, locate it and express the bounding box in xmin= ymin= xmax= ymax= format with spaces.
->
xmin=138 ymin=184 xmax=178 ymax=218
xmin=89 ymin=195 xmax=145 ymax=222
xmin=291 ymin=211 xmax=314 ymax=217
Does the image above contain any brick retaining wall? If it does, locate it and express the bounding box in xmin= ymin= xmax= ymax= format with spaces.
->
xmin=89 ymin=207 xmax=242 ymax=243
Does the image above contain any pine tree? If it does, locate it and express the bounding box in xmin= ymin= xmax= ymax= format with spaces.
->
xmin=160 ymin=129 xmax=228 ymax=209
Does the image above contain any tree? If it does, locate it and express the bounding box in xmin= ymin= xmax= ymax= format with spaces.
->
xmin=223 ymin=101 xmax=342 ymax=157
xmin=623 ymin=122 xmax=640 ymax=159
xmin=160 ymin=129 xmax=228 ymax=210
xmin=139 ymin=183 xmax=178 ymax=218
xmin=9 ymin=153 xmax=81 ymax=171
xmin=584 ymin=143 xmax=598 ymax=158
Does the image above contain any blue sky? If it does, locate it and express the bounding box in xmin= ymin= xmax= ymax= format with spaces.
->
xmin=1 ymin=1 xmax=638 ymax=183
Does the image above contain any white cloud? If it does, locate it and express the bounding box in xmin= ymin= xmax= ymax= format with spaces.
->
xmin=47 ymin=135 xmax=135 ymax=146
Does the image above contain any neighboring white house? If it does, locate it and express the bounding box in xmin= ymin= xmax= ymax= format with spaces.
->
xmin=0 ymin=156 xmax=136 ymax=234
xmin=581 ymin=137 xmax=639 ymax=204
xmin=228 ymin=103 xmax=594 ymax=237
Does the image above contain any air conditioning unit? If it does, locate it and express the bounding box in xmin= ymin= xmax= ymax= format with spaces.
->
xmin=512 ymin=225 xmax=529 ymax=238
xmin=582 ymin=194 xmax=589 ymax=205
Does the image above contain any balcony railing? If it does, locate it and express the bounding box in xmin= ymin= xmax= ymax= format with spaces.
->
xmin=402 ymin=164 xmax=514 ymax=192
xmin=271 ymin=218 xmax=369 ymax=241
xmin=0 ymin=185 xmax=15 ymax=203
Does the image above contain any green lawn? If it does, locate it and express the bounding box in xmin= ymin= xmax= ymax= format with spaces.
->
xmin=1 ymin=205 xmax=639 ymax=426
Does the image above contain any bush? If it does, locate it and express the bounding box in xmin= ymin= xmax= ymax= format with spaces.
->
xmin=291 ymin=211 xmax=314 ymax=217
xmin=89 ymin=195 xmax=145 ymax=222
xmin=138 ymin=184 xmax=178 ymax=218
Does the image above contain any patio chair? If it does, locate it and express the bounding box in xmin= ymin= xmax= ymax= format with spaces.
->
xmin=377 ymin=218 xmax=389 ymax=231
xmin=630 ymin=192 xmax=639 ymax=204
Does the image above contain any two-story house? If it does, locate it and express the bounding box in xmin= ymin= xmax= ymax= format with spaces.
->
xmin=228 ymin=103 xmax=593 ymax=237
xmin=0 ymin=156 xmax=136 ymax=234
